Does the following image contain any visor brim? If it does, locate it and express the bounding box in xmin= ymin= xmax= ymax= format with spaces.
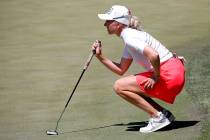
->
xmin=98 ymin=14 xmax=113 ymax=21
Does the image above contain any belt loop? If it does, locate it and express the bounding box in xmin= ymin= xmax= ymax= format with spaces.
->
xmin=173 ymin=52 xmax=177 ymax=58
xmin=172 ymin=52 xmax=186 ymax=65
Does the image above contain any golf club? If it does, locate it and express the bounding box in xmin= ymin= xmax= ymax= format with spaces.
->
xmin=46 ymin=40 xmax=100 ymax=135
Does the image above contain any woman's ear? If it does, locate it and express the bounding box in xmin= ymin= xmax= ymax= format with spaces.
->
xmin=117 ymin=24 xmax=121 ymax=29
xmin=117 ymin=23 xmax=123 ymax=30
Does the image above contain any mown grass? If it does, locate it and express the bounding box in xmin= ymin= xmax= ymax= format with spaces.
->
xmin=185 ymin=43 xmax=210 ymax=140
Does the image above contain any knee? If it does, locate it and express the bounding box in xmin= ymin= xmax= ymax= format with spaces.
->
xmin=113 ymin=79 xmax=124 ymax=95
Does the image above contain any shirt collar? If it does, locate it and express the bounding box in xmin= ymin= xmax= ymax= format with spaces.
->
xmin=120 ymin=27 xmax=129 ymax=38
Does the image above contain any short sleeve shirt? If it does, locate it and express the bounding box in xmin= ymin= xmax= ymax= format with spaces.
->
xmin=120 ymin=28 xmax=172 ymax=70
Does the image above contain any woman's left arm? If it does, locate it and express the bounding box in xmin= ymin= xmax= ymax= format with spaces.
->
xmin=141 ymin=45 xmax=160 ymax=89
xmin=143 ymin=45 xmax=160 ymax=80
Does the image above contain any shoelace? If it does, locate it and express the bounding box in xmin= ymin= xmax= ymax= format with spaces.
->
xmin=148 ymin=118 xmax=155 ymax=127
xmin=148 ymin=115 xmax=164 ymax=127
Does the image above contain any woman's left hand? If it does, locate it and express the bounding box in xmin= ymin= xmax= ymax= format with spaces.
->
xmin=141 ymin=77 xmax=156 ymax=90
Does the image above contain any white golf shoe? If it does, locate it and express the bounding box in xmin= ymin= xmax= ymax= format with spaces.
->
xmin=139 ymin=112 xmax=171 ymax=133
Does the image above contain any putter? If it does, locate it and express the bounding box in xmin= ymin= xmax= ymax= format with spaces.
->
xmin=46 ymin=41 xmax=100 ymax=135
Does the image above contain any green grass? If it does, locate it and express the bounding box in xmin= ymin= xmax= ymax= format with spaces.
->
xmin=185 ymin=44 xmax=210 ymax=140
xmin=0 ymin=0 xmax=210 ymax=140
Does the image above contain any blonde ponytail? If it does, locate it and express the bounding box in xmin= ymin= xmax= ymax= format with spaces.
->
xmin=129 ymin=16 xmax=143 ymax=31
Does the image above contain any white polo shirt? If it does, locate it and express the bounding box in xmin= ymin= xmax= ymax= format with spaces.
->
xmin=120 ymin=28 xmax=173 ymax=70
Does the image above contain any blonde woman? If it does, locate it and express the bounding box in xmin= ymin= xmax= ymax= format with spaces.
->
xmin=92 ymin=5 xmax=185 ymax=133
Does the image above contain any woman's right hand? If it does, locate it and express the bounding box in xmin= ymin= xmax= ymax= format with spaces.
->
xmin=91 ymin=40 xmax=102 ymax=57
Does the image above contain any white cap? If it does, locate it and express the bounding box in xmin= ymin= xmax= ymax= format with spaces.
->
xmin=98 ymin=5 xmax=131 ymax=26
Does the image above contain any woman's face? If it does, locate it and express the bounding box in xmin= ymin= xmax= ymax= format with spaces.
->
xmin=104 ymin=20 xmax=119 ymax=34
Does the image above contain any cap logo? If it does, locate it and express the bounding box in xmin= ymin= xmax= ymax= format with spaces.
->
xmin=105 ymin=7 xmax=113 ymax=15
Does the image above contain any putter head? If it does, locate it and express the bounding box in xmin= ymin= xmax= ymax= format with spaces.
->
xmin=46 ymin=130 xmax=58 ymax=135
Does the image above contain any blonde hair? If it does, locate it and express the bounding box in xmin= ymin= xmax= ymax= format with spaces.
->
xmin=129 ymin=16 xmax=143 ymax=31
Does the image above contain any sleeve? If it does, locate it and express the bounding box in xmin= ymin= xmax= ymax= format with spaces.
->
xmin=122 ymin=46 xmax=132 ymax=59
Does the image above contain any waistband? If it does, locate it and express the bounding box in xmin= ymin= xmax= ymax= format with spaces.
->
xmin=160 ymin=52 xmax=173 ymax=63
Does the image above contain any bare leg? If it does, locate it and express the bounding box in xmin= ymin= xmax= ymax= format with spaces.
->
xmin=113 ymin=75 xmax=160 ymax=117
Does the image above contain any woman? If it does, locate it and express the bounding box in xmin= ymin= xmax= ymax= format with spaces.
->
xmin=91 ymin=5 xmax=185 ymax=133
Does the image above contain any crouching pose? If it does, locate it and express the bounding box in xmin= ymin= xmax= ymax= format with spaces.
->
xmin=92 ymin=5 xmax=185 ymax=133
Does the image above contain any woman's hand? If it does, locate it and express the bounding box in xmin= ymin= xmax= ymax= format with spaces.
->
xmin=91 ymin=40 xmax=102 ymax=57
xmin=141 ymin=75 xmax=159 ymax=90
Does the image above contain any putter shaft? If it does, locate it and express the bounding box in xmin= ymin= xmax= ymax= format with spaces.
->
xmin=53 ymin=51 xmax=95 ymax=132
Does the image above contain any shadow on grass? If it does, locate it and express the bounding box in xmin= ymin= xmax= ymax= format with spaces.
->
xmin=60 ymin=120 xmax=199 ymax=134
xmin=59 ymin=123 xmax=124 ymax=134
xmin=125 ymin=120 xmax=200 ymax=132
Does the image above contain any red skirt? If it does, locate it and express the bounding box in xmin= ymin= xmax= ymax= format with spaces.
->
xmin=136 ymin=58 xmax=185 ymax=104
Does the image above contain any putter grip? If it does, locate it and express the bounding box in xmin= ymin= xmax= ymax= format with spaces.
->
xmin=92 ymin=40 xmax=101 ymax=54
xmin=92 ymin=50 xmax=96 ymax=54
xmin=84 ymin=40 xmax=101 ymax=70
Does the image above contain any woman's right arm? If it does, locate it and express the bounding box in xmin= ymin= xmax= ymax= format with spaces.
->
xmin=91 ymin=41 xmax=132 ymax=76
xmin=97 ymin=55 xmax=132 ymax=76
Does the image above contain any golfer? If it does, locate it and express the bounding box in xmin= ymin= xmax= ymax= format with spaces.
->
xmin=92 ymin=5 xmax=185 ymax=133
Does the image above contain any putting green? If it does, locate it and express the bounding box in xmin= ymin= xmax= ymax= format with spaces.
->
xmin=0 ymin=0 xmax=210 ymax=140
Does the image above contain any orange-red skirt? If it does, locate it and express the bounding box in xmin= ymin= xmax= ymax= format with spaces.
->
xmin=136 ymin=58 xmax=185 ymax=104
